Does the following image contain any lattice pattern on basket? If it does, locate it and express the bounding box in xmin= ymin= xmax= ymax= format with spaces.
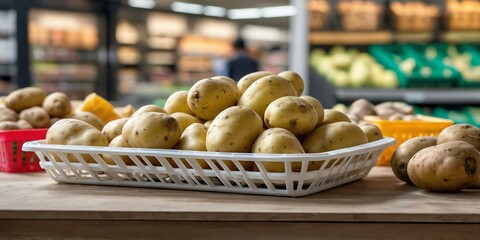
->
xmin=23 ymin=138 xmax=395 ymax=197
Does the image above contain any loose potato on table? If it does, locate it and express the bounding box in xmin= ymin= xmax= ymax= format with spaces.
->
xmin=252 ymin=128 xmax=305 ymax=172
xmin=42 ymin=92 xmax=72 ymax=117
xmin=390 ymin=136 xmax=437 ymax=184
xmin=237 ymin=71 xmax=272 ymax=95
xmin=238 ymin=75 xmax=297 ymax=119
xmin=164 ymin=91 xmax=194 ymax=115
xmin=101 ymin=118 xmax=129 ymax=142
xmin=264 ymin=96 xmax=318 ymax=136
xmin=170 ymin=112 xmax=201 ymax=134
xmin=47 ymin=119 xmax=108 ymax=163
xmin=277 ymin=71 xmax=305 ymax=96
xmin=67 ymin=111 xmax=105 ymax=131
xmin=187 ymin=78 xmax=238 ymax=120
xmin=407 ymin=141 xmax=480 ymax=192
xmin=0 ymin=106 xmax=18 ymax=122
xmin=300 ymin=96 xmax=324 ymax=126
xmin=19 ymin=106 xmax=50 ymax=128
xmin=122 ymin=112 xmax=181 ymax=149
xmin=437 ymin=124 xmax=480 ymax=151
xmin=5 ymin=87 xmax=46 ymax=112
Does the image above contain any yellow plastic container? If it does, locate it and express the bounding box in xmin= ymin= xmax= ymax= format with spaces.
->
xmin=364 ymin=115 xmax=453 ymax=166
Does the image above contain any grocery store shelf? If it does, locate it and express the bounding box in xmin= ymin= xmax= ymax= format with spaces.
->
xmin=310 ymin=31 xmax=393 ymax=45
xmin=336 ymin=88 xmax=480 ymax=104
xmin=441 ymin=31 xmax=480 ymax=43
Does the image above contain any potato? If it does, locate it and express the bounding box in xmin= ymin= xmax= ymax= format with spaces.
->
xmin=278 ymin=71 xmax=304 ymax=96
xmin=5 ymin=87 xmax=46 ymax=112
xmin=320 ymin=109 xmax=351 ymax=126
xmin=203 ymin=120 xmax=213 ymax=129
xmin=164 ymin=91 xmax=194 ymax=115
xmin=103 ymin=135 xmax=133 ymax=165
xmin=187 ymin=78 xmax=238 ymax=120
xmin=300 ymin=96 xmax=324 ymax=127
xmin=437 ymin=124 xmax=480 ymax=151
xmin=170 ymin=112 xmax=201 ymax=134
xmin=388 ymin=113 xmax=404 ymax=120
xmin=17 ymin=119 xmax=33 ymax=129
xmin=50 ymin=117 xmax=61 ymax=127
xmin=348 ymin=99 xmax=376 ymax=120
xmin=122 ymin=112 xmax=181 ymax=149
xmin=132 ymin=105 xmax=167 ymax=117
xmin=391 ymin=136 xmax=437 ymax=184
xmin=211 ymin=76 xmax=240 ymax=98
xmin=0 ymin=106 xmax=18 ymax=122
xmin=42 ymin=92 xmax=72 ymax=117
xmin=114 ymin=104 xmax=136 ymax=118
xmin=237 ymin=71 xmax=272 ymax=95
xmin=407 ymin=141 xmax=480 ymax=192
xmin=238 ymin=75 xmax=297 ymax=119
xmin=68 ymin=111 xmax=104 ymax=131
xmin=0 ymin=121 xmax=20 ymax=130
xmin=19 ymin=106 xmax=50 ymax=128
xmin=264 ymin=96 xmax=318 ymax=136
xmin=47 ymin=119 xmax=108 ymax=163
xmin=302 ymin=122 xmax=368 ymax=153
xmin=206 ymin=106 xmax=263 ymax=170
xmin=175 ymin=123 xmax=210 ymax=169
xmin=101 ymin=118 xmax=129 ymax=142
xmin=252 ymin=128 xmax=304 ymax=172
xmin=360 ymin=124 xmax=383 ymax=142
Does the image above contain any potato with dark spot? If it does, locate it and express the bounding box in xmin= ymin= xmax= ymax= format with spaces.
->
xmin=211 ymin=76 xmax=240 ymax=98
xmin=390 ymin=136 xmax=437 ymax=184
xmin=407 ymin=141 xmax=480 ymax=192
xmin=17 ymin=119 xmax=33 ymax=129
xmin=171 ymin=112 xmax=201 ymax=134
xmin=0 ymin=121 xmax=20 ymax=130
xmin=278 ymin=71 xmax=304 ymax=96
xmin=206 ymin=106 xmax=263 ymax=170
xmin=67 ymin=111 xmax=104 ymax=131
xmin=437 ymin=124 xmax=480 ymax=151
xmin=360 ymin=124 xmax=383 ymax=142
xmin=0 ymin=106 xmax=18 ymax=122
xmin=42 ymin=92 xmax=72 ymax=117
xmin=264 ymin=96 xmax=317 ymax=136
xmin=122 ymin=112 xmax=181 ymax=149
xmin=187 ymin=78 xmax=238 ymax=120
xmin=47 ymin=119 xmax=108 ymax=163
xmin=19 ymin=106 xmax=50 ymax=128
xmin=164 ymin=91 xmax=194 ymax=115
xmin=103 ymin=135 xmax=133 ymax=165
xmin=238 ymin=75 xmax=297 ymax=119
xmin=237 ymin=71 xmax=272 ymax=95
xmin=300 ymin=96 xmax=324 ymax=127
xmin=101 ymin=118 xmax=129 ymax=142
xmin=5 ymin=87 xmax=46 ymax=112
xmin=252 ymin=128 xmax=305 ymax=172
xmin=320 ymin=109 xmax=351 ymax=126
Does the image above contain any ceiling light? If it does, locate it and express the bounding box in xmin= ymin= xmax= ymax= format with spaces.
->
xmin=228 ymin=8 xmax=262 ymax=19
xmin=204 ymin=6 xmax=226 ymax=17
xmin=171 ymin=2 xmax=203 ymax=15
xmin=128 ymin=0 xmax=155 ymax=9
xmin=262 ymin=5 xmax=296 ymax=18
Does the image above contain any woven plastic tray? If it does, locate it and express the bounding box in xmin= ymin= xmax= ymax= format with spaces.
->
xmin=23 ymin=138 xmax=395 ymax=197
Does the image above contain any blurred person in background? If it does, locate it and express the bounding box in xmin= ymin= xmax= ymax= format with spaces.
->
xmin=226 ymin=37 xmax=259 ymax=81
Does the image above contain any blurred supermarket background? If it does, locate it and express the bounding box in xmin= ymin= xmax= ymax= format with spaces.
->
xmin=1 ymin=0 xmax=480 ymax=125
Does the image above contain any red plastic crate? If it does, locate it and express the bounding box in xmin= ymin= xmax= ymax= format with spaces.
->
xmin=0 ymin=129 xmax=48 ymax=173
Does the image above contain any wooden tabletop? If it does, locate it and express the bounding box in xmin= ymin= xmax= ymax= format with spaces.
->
xmin=1 ymin=166 xmax=479 ymax=223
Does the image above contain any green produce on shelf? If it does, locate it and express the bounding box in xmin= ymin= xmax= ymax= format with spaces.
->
xmin=310 ymin=46 xmax=399 ymax=89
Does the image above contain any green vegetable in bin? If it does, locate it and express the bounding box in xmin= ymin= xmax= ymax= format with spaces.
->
xmin=420 ymin=67 xmax=432 ymax=78
xmin=399 ymin=58 xmax=416 ymax=77
xmin=425 ymin=46 xmax=437 ymax=60
xmin=349 ymin=59 xmax=370 ymax=88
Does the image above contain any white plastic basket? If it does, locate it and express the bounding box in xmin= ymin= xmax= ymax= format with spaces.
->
xmin=23 ymin=138 xmax=395 ymax=197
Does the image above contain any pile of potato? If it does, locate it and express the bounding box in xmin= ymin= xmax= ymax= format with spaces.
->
xmin=391 ymin=124 xmax=480 ymax=192
xmin=341 ymin=98 xmax=418 ymax=124
xmin=47 ymin=71 xmax=385 ymax=172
